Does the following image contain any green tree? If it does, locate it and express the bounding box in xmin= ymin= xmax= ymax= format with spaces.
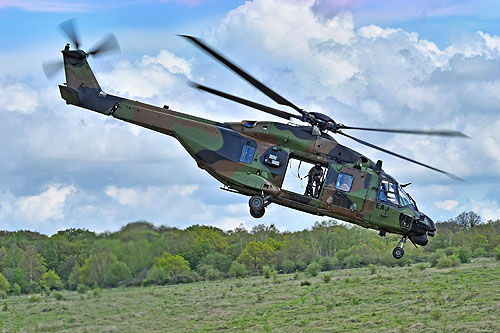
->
xmin=0 ymin=273 xmax=9 ymax=293
xmin=40 ymin=270 xmax=62 ymax=290
xmin=237 ymin=241 xmax=274 ymax=273
xmin=154 ymin=252 xmax=190 ymax=276
xmin=19 ymin=246 xmax=45 ymax=284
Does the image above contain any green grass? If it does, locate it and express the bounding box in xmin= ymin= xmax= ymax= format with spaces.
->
xmin=1 ymin=258 xmax=499 ymax=332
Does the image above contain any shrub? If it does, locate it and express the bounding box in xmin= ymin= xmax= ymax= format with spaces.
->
xmin=472 ymin=247 xmax=487 ymax=258
xmin=205 ymin=268 xmax=222 ymax=281
xmin=318 ymin=257 xmax=334 ymax=271
xmin=456 ymin=247 xmax=471 ymax=263
xmin=281 ymin=260 xmax=295 ymax=274
xmin=344 ymin=254 xmax=363 ymax=268
xmin=229 ymin=262 xmax=247 ymax=278
xmin=436 ymin=254 xmax=460 ymax=269
xmin=495 ymin=245 xmax=500 ymax=261
xmin=11 ymin=283 xmax=21 ymax=296
xmin=263 ymin=266 xmax=273 ymax=279
xmin=0 ymin=291 xmax=6 ymax=300
xmin=368 ymin=264 xmax=377 ymax=275
xmin=76 ymin=284 xmax=88 ymax=294
xmin=0 ymin=273 xmax=9 ymax=293
xmin=306 ymin=263 xmax=321 ymax=277
xmin=415 ymin=263 xmax=427 ymax=271
xmin=40 ymin=270 xmax=63 ymax=291
xmin=322 ymin=274 xmax=331 ymax=283
xmin=300 ymin=280 xmax=311 ymax=286
xmin=53 ymin=291 xmax=65 ymax=301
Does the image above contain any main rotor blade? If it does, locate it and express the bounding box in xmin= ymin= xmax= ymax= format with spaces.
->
xmin=338 ymin=131 xmax=463 ymax=181
xmin=191 ymin=82 xmax=299 ymax=121
xmin=338 ymin=125 xmax=469 ymax=138
xmin=59 ymin=19 xmax=80 ymax=49
xmin=88 ymin=33 xmax=121 ymax=57
xmin=180 ymin=35 xmax=305 ymax=115
xmin=42 ymin=60 xmax=63 ymax=78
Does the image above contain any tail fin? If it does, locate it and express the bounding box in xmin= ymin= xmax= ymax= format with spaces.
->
xmin=58 ymin=44 xmax=120 ymax=115
xmin=62 ymin=44 xmax=100 ymax=90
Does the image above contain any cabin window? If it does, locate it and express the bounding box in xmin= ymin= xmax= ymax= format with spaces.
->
xmin=335 ymin=173 xmax=354 ymax=192
xmin=239 ymin=145 xmax=255 ymax=164
xmin=379 ymin=180 xmax=399 ymax=205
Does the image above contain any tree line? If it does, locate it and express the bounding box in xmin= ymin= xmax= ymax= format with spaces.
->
xmin=0 ymin=211 xmax=499 ymax=297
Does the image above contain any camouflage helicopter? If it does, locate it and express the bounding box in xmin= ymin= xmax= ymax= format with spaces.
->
xmin=44 ymin=20 xmax=468 ymax=259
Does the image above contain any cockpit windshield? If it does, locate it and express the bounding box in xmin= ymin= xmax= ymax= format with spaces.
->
xmin=378 ymin=178 xmax=414 ymax=208
xmin=398 ymin=186 xmax=412 ymax=207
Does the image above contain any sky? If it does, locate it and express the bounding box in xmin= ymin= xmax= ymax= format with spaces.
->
xmin=1 ymin=0 xmax=500 ymax=235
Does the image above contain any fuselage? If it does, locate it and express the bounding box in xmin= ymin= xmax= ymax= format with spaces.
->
xmin=59 ymin=47 xmax=435 ymax=245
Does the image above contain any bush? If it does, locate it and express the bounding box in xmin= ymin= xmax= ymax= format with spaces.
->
xmin=472 ymin=247 xmax=487 ymax=258
xmin=53 ymin=291 xmax=64 ymax=301
xmin=322 ymin=274 xmax=331 ymax=283
xmin=205 ymin=268 xmax=221 ymax=281
xmin=11 ymin=283 xmax=21 ymax=296
xmin=344 ymin=254 xmax=363 ymax=268
xmin=415 ymin=263 xmax=427 ymax=271
xmin=368 ymin=264 xmax=377 ymax=275
xmin=0 ymin=273 xmax=9 ymax=293
xmin=229 ymin=262 xmax=247 ymax=278
xmin=318 ymin=257 xmax=334 ymax=271
xmin=456 ymin=247 xmax=471 ymax=263
xmin=263 ymin=266 xmax=273 ymax=279
xmin=76 ymin=284 xmax=88 ymax=294
xmin=281 ymin=260 xmax=296 ymax=274
xmin=436 ymin=254 xmax=460 ymax=269
xmin=495 ymin=245 xmax=500 ymax=261
xmin=40 ymin=270 xmax=63 ymax=291
xmin=0 ymin=291 xmax=6 ymax=300
xmin=305 ymin=262 xmax=321 ymax=277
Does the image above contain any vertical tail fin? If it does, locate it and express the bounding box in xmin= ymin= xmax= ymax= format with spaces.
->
xmin=62 ymin=44 xmax=101 ymax=90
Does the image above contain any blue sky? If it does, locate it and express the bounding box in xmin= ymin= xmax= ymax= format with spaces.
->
xmin=1 ymin=0 xmax=500 ymax=234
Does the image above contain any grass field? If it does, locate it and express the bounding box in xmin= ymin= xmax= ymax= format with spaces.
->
xmin=1 ymin=258 xmax=499 ymax=332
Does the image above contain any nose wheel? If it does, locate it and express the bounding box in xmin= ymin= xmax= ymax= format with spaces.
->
xmin=392 ymin=236 xmax=407 ymax=259
xmin=249 ymin=195 xmax=271 ymax=219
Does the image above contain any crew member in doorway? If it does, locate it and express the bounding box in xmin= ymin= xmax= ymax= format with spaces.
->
xmin=305 ymin=163 xmax=324 ymax=198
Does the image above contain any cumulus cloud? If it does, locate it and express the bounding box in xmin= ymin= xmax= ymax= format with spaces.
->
xmin=0 ymin=81 xmax=38 ymax=114
xmin=2 ymin=0 xmax=500 ymax=233
xmin=0 ymin=184 xmax=75 ymax=223
xmin=434 ymin=200 xmax=459 ymax=211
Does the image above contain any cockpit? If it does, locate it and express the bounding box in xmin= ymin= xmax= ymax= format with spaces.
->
xmin=378 ymin=176 xmax=416 ymax=210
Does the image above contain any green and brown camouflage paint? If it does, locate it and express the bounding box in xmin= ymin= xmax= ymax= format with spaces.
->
xmin=58 ymin=46 xmax=435 ymax=243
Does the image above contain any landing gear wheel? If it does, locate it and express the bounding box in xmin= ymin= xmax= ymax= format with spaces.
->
xmin=249 ymin=195 xmax=265 ymax=211
xmin=250 ymin=208 xmax=265 ymax=218
xmin=392 ymin=247 xmax=404 ymax=259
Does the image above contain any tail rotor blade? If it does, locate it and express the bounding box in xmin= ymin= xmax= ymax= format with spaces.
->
xmin=88 ymin=33 xmax=121 ymax=57
xmin=42 ymin=60 xmax=64 ymax=79
xmin=338 ymin=131 xmax=463 ymax=181
xmin=59 ymin=19 xmax=81 ymax=49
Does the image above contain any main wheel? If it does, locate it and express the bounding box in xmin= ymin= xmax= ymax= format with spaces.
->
xmin=249 ymin=195 xmax=265 ymax=210
xmin=250 ymin=208 xmax=265 ymax=218
xmin=392 ymin=247 xmax=404 ymax=259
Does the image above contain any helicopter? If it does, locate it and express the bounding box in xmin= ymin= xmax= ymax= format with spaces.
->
xmin=44 ymin=20 xmax=468 ymax=259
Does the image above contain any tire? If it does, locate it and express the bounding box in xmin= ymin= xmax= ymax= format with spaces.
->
xmin=249 ymin=195 xmax=265 ymax=210
xmin=392 ymin=247 xmax=404 ymax=259
xmin=250 ymin=208 xmax=265 ymax=218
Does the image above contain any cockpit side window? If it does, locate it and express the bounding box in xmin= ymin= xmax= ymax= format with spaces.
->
xmin=378 ymin=180 xmax=399 ymax=205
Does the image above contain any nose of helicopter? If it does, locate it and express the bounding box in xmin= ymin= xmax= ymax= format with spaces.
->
xmin=409 ymin=213 xmax=436 ymax=246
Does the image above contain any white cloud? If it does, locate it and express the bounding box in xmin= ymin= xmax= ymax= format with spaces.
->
xmin=3 ymin=184 xmax=76 ymax=222
xmin=0 ymin=82 xmax=38 ymax=114
xmin=105 ymin=185 xmax=198 ymax=207
xmin=434 ymin=200 xmax=459 ymax=211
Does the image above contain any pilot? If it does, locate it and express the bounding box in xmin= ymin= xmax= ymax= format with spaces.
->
xmin=305 ymin=163 xmax=324 ymax=197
